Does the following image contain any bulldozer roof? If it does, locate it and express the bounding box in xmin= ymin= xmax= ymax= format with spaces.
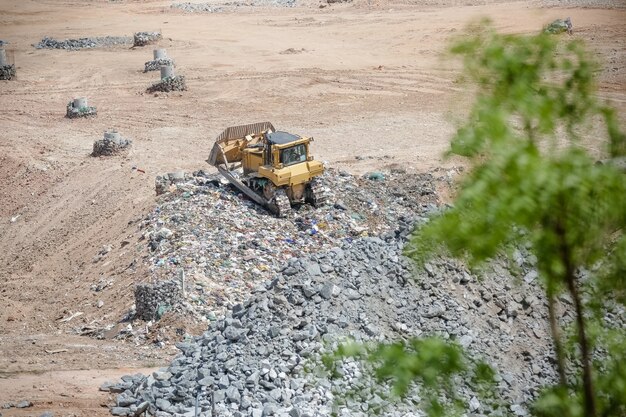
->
xmin=267 ymin=131 xmax=302 ymax=145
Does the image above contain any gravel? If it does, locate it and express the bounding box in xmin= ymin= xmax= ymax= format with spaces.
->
xmin=171 ymin=0 xmax=296 ymax=10
xmin=34 ymin=36 xmax=132 ymax=50
xmin=147 ymin=75 xmax=187 ymax=93
xmin=171 ymin=2 xmax=224 ymax=13
xmin=92 ymin=131 xmax=132 ymax=156
xmin=134 ymin=32 xmax=162 ymax=47
xmin=0 ymin=64 xmax=16 ymax=80
xmin=144 ymin=58 xmax=176 ymax=73
xmin=105 ymin=167 xmax=578 ymax=416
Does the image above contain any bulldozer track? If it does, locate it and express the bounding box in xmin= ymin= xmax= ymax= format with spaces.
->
xmin=272 ymin=190 xmax=291 ymax=218
xmin=306 ymin=179 xmax=329 ymax=207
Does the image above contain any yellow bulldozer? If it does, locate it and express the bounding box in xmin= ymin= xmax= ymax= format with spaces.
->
xmin=207 ymin=122 xmax=328 ymax=217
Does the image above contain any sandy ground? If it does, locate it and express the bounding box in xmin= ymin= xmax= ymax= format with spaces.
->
xmin=0 ymin=0 xmax=624 ymax=415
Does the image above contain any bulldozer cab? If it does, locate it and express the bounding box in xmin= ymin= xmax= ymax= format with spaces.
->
xmin=266 ymin=131 xmax=311 ymax=168
xmin=279 ymin=143 xmax=307 ymax=166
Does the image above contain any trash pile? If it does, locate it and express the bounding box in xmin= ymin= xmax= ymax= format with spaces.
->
xmin=92 ymin=130 xmax=132 ymax=156
xmin=147 ymin=74 xmax=187 ymax=93
xmin=134 ymin=31 xmax=162 ymax=47
xmin=33 ymin=36 xmax=132 ymax=50
xmin=136 ymin=168 xmax=443 ymax=329
xmin=107 ymin=167 xmax=569 ymax=416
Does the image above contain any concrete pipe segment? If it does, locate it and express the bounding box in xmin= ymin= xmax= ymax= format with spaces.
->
xmin=160 ymin=65 xmax=174 ymax=79
xmin=153 ymin=48 xmax=167 ymax=60
xmin=73 ymin=97 xmax=87 ymax=109
xmin=104 ymin=130 xmax=121 ymax=141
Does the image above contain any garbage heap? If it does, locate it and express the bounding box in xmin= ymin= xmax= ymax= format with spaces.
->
xmin=138 ymin=168 xmax=441 ymax=324
xmin=92 ymin=130 xmax=132 ymax=156
xmin=147 ymin=76 xmax=187 ymax=93
xmin=66 ymin=97 xmax=97 ymax=118
xmin=134 ymin=31 xmax=162 ymax=47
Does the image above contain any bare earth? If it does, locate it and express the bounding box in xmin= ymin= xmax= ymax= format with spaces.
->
xmin=0 ymin=0 xmax=624 ymax=415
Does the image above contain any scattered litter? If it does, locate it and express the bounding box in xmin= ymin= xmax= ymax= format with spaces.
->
xmin=45 ymin=348 xmax=68 ymax=354
xmin=58 ymin=311 xmax=83 ymax=322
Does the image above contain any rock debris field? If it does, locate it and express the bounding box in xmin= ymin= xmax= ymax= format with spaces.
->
xmin=34 ymin=36 xmax=133 ymax=50
xmin=99 ymin=167 xmax=599 ymax=417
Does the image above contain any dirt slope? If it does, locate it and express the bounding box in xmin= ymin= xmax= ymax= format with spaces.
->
xmin=0 ymin=0 xmax=624 ymax=415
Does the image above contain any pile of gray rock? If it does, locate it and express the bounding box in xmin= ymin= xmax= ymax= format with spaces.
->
xmin=135 ymin=280 xmax=184 ymax=321
xmin=34 ymin=36 xmax=132 ymax=50
xmin=0 ymin=48 xmax=15 ymax=80
xmin=145 ymin=49 xmax=175 ymax=73
xmin=108 ymin=223 xmax=560 ymax=417
xmin=0 ymin=64 xmax=15 ymax=80
xmin=66 ymin=97 xmax=97 ymax=118
xmin=145 ymin=58 xmax=175 ymax=72
xmin=106 ymin=167 xmax=579 ymax=416
xmin=171 ymin=2 xmax=224 ymax=12
xmin=147 ymin=74 xmax=187 ymax=93
xmin=92 ymin=130 xmax=132 ymax=156
xmin=134 ymin=31 xmax=162 ymax=47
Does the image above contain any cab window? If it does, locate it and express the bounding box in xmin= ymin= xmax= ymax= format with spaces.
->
xmin=280 ymin=144 xmax=307 ymax=166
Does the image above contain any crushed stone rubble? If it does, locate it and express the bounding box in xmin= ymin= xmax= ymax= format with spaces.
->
xmin=147 ymin=75 xmax=187 ymax=93
xmin=171 ymin=2 xmax=224 ymax=13
xmin=145 ymin=58 xmax=176 ymax=72
xmin=136 ymin=280 xmax=184 ymax=321
xmin=134 ymin=31 xmax=163 ymax=47
xmin=92 ymin=131 xmax=132 ymax=156
xmin=66 ymin=101 xmax=97 ymax=119
xmin=171 ymin=0 xmax=295 ymax=10
xmin=103 ymin=167 xmax=584 ymax=416
xmin=0 ymin=64 xmax=16 ymax=80
xmin=33 ymin=36 xmax=132 ymax=50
